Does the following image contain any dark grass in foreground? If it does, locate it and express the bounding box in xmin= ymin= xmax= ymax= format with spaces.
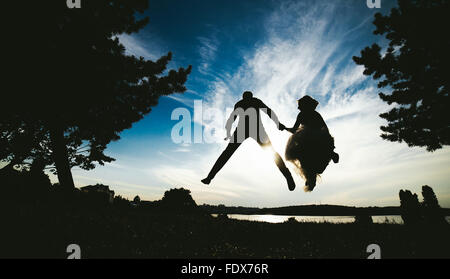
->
xmin=1 ymin=174 xmax=449 ymax=258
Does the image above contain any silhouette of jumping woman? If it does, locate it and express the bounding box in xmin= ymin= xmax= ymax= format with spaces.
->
xmin=282 ymin=95 xmax=339 ymax=191
xmin=201 ymin=91 xmax=296 ymax=191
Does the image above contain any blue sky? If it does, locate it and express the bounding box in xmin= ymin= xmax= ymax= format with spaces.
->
xmin=67 ymin=0 xmax=450 ymax=208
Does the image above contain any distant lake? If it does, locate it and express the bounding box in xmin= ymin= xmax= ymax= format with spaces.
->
xmin=213 ymin=214 xmax=450 ymax=224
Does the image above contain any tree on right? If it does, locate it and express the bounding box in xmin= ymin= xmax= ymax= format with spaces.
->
xmin=353 ymin=0 xmax=450 ymax=151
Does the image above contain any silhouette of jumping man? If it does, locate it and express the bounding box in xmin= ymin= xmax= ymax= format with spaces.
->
xmin=201 ymin=91 xmax=296 ymax=191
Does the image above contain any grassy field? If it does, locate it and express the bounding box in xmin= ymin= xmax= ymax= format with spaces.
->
xmin=1 ymin=173 xmax=449 ymax=259
xmin=2 ymin=193 xmax=449 ymax=258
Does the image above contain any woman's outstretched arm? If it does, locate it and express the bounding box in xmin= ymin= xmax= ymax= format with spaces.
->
xmin=285 ymin=113 xmax=302 ymax=133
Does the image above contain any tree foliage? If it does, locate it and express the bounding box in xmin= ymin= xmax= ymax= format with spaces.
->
xmin=353 ymin=0 xmax=450 ymax=151
xmin=399 ymin=185 xmax=445 ymax=225
xmin=161 ymin=188 xmax=197 ymax=209
xmin=421 ymin=185 xmax=440 ymax=209
xmin=1 ymin=1 xmax=191 ymax=186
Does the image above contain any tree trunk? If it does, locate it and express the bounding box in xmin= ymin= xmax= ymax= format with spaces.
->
xmin=49 ymin=126 xmax=75 ymax=188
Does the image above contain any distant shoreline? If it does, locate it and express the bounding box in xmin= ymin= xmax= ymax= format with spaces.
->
xmin=200 ymin=204 xmax=450 ymax=217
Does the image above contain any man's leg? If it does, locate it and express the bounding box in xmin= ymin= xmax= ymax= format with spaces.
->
xmin=201 ymin=141 xmax=241 ymax=185
xmin=271 ymin=148 xmax=296 ymax=191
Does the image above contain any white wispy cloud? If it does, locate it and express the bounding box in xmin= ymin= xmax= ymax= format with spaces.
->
xmin=197 ymin=36 xmax=220 ymax=76
xmin=166 ymin=94 xmax=196 ymax=108
xmin=116 ymin=33 xmax=162 ymax=60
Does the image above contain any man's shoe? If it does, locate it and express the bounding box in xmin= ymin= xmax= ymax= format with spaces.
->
xmin=283 ymin=170 xmax=296 ymax=191
xmin=201 ymin=177 xmax=212 ymax=185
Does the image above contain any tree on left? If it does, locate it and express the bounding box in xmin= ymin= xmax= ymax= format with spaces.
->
xmin=1 ymin=1 xmax=192 ymax=187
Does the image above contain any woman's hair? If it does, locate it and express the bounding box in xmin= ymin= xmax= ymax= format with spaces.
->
xmin=297 ymin=95 xmax=318 ymax=111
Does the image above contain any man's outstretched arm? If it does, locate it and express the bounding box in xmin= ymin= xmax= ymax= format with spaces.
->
xmin=259 ymin=100 xmax=282 ymax=129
